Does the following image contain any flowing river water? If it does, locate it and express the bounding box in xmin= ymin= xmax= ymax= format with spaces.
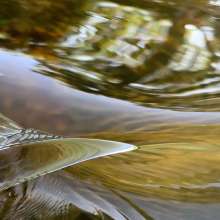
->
xmin=1 ymin=0 xmax=220 ymax=219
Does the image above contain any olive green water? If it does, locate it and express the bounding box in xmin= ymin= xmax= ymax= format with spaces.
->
xmin=1 ymin=0 xmax=220 ymax=219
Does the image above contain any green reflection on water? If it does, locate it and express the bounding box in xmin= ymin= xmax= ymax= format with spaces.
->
xmin=1 ymin=0 xmax=220 ymax=111
xmin=1 ymin=0 xmax=220 ymax=219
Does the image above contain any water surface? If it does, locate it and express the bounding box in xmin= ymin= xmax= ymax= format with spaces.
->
xmin=1 ymin=0 xmax=220 ymax=219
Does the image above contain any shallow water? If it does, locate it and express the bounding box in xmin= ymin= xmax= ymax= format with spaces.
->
xmin=1 ymin=0 xmax=220 ymax=219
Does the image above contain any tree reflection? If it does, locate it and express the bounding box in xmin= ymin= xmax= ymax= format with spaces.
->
xmin=1 ymin=0 xmax=220 ymax=110
xmin=0 ymin=0 xmax=92 ymax=50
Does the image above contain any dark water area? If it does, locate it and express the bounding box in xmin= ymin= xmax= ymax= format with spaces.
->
xmin=1 ymin=0 xmax=220 ymax=219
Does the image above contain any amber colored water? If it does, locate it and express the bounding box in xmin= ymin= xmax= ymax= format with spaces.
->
xmin=1 ymin=0 xmax=220 ymax=219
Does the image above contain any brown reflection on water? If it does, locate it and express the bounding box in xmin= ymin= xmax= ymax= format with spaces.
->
xmin=1 ymin=0 xmax=220 ymax=111
xmin=1 ymin=50 xmax=220 ymax=137
xmin=1 ymin=0 xmax=220 ymax=219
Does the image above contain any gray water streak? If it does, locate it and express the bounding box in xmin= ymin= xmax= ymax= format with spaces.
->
xmin=0 ymin=51 xmax=220 ymax=137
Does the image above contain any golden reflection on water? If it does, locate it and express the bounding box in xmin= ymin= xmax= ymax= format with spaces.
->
xmin=1 ymin=0 xmax=220 ymax=219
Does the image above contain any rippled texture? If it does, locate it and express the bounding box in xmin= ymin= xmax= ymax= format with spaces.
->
xmin=0 ymin=113 xmax=135 ymax=192
xmin=1 ymin=0 xmax=220 ymax=219
xmin=0 ymin=137 xmax=135 ymax=192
